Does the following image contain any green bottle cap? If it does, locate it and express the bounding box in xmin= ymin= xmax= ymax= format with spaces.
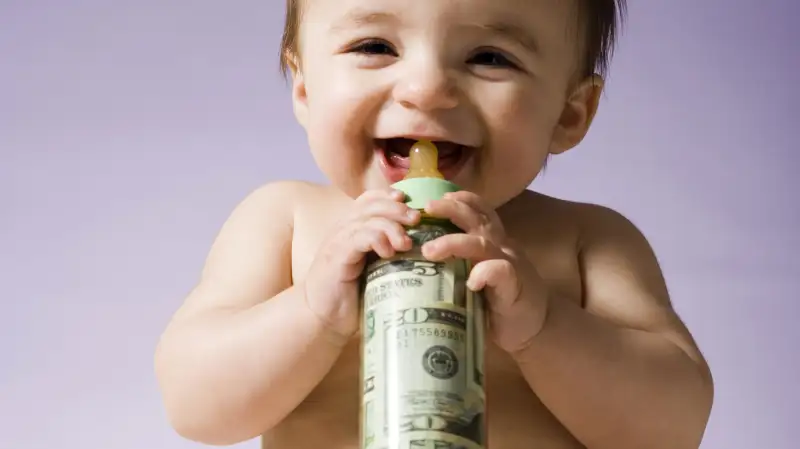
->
xmin=391 ymin=177 xmax=461 ymax=210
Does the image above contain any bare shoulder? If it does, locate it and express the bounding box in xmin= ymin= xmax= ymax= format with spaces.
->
xmin=501 ymin=189 xmax=643 ymax=239
xmin=507 ymin=190 xmax=664 ymax=286
xmin=518 ymin=191 xmax=670 ymax=311
xmin=518 ymin=191 xmax=709 ymax=371
xmin=175 ymin=180 xmax=336 ymax=318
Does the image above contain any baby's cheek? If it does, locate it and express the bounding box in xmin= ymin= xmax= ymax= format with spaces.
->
xmin=306 ymin=108 xmax=374 ymax=195
xmin=490 ymin=107 xmax=547 ymax=156
xmin=484 ymin=107 xmax=552 ymax=193
xmin=498 ymin=95 xmax=546 ymax=132
xmin=480 ymin=81 xmax=526 ymax=115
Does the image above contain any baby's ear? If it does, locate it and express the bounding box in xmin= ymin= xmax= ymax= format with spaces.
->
xmin=549 ymin=74 xmax=603 ymax=155
xmin=285 ymin=51 xmax=309 ymax=129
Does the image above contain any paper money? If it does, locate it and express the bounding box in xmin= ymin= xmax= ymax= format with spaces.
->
xmin=361 ymin=224 xmax=486 ymax=449
xmin=401 ymin=431 xmax=485 ymax=449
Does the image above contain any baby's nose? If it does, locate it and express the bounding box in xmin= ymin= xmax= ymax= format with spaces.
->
xmin=392 ymin=63 xmax=459 ymax=112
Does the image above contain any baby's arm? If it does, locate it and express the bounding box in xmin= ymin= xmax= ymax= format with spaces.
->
xmin=512 ymin=204 xmax=714 ymax=449
xmin=154 ymin=182 xmax=348 ymax=445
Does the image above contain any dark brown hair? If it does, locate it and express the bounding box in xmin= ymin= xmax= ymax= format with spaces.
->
xmin=279 ymin=0 xmax=626 ymax=79
xmin=577 ymin=0 xmax=627 ymax=78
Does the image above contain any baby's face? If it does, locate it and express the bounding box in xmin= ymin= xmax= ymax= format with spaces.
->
xmin=289 ymin=0 xmax=602 ymax=208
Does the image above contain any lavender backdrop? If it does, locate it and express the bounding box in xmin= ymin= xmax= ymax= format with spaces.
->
xmin=2 ymin=1 xmax=797 ymax=448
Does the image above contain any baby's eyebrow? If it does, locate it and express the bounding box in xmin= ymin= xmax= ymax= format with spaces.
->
xmin=329 ymin=8 xmax=399 ymax=32
xmin=327 ymin=9 xmax=540 ymax=56
xmin=473 ymin=21 xmax=540 ymax=55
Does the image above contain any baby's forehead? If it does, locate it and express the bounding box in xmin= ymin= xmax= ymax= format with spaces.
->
xmin=306 ymin=0 xmax=575 ymax=27
xmin=304 ymin=0 xmax=578 ymax=47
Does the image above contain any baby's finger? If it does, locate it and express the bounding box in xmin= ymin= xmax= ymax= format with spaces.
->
xmin=344 ymin=224 xmax=393 ymax=262
xmin=355 ymin=188 xmax=406 ymax=204
xmin=344 ymin=218 xmax=412 ymax=262
xmin=356 ymin=198 xmax=419 ymax=225
xmin=445 ymin=191 xmax=495 ymax=216
xmin=424 ymin=198 xmax=485 ymax=233
xmin=421 ymin=233 xmax=503 ymax=262
xmin=364 ymin=217 xmax=413 ymax=253
xmin=467 ymin=259 xmax=522 ymax=309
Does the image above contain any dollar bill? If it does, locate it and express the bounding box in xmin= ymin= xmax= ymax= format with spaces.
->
xmin=401 ymin=431 xmax=485 ymax=449
xmin=467 ymin=287 xmax=485 ymax=390
xmin=361 ymin=223 xmax=486 ymax=449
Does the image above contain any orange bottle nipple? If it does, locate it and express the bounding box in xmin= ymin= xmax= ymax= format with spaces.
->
xmin=404 ymin=140 xmax=444 ymax=180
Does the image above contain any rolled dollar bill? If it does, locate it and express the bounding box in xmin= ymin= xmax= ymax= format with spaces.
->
xmin=360 ymin=223 xmax=486 ymax=449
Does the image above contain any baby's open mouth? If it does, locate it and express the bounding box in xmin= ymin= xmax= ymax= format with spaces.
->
xmin=374 ymin=137 xmax=474 ymax=183
xmin=375 ymin=138 xmax=467 ymax=170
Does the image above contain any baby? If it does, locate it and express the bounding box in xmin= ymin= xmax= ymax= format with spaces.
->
xmin=155 ymin=0 xmax=714 ymax=448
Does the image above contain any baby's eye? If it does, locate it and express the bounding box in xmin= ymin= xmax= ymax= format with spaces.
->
xmin=350 ymin=39 xmax=397 ymax=56
xmin=468 ymin=50 xmax=518 ymax=69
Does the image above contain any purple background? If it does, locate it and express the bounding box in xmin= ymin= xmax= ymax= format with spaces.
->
xmin=2 ymin=1 xmax=797 ymax=448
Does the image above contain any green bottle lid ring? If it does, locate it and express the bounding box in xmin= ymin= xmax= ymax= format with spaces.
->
xmin=391 ymin=177 xmax=461 ymax=210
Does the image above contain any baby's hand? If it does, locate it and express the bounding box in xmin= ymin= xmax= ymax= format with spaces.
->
xmin=304 ymin=189 xmax=419 ymax=339
xmin=421 ymin=191 xmax=549 ymax=354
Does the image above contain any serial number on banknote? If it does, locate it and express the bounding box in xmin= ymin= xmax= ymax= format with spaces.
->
xmin=394 ymin=327 xmax=466 ymax=346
